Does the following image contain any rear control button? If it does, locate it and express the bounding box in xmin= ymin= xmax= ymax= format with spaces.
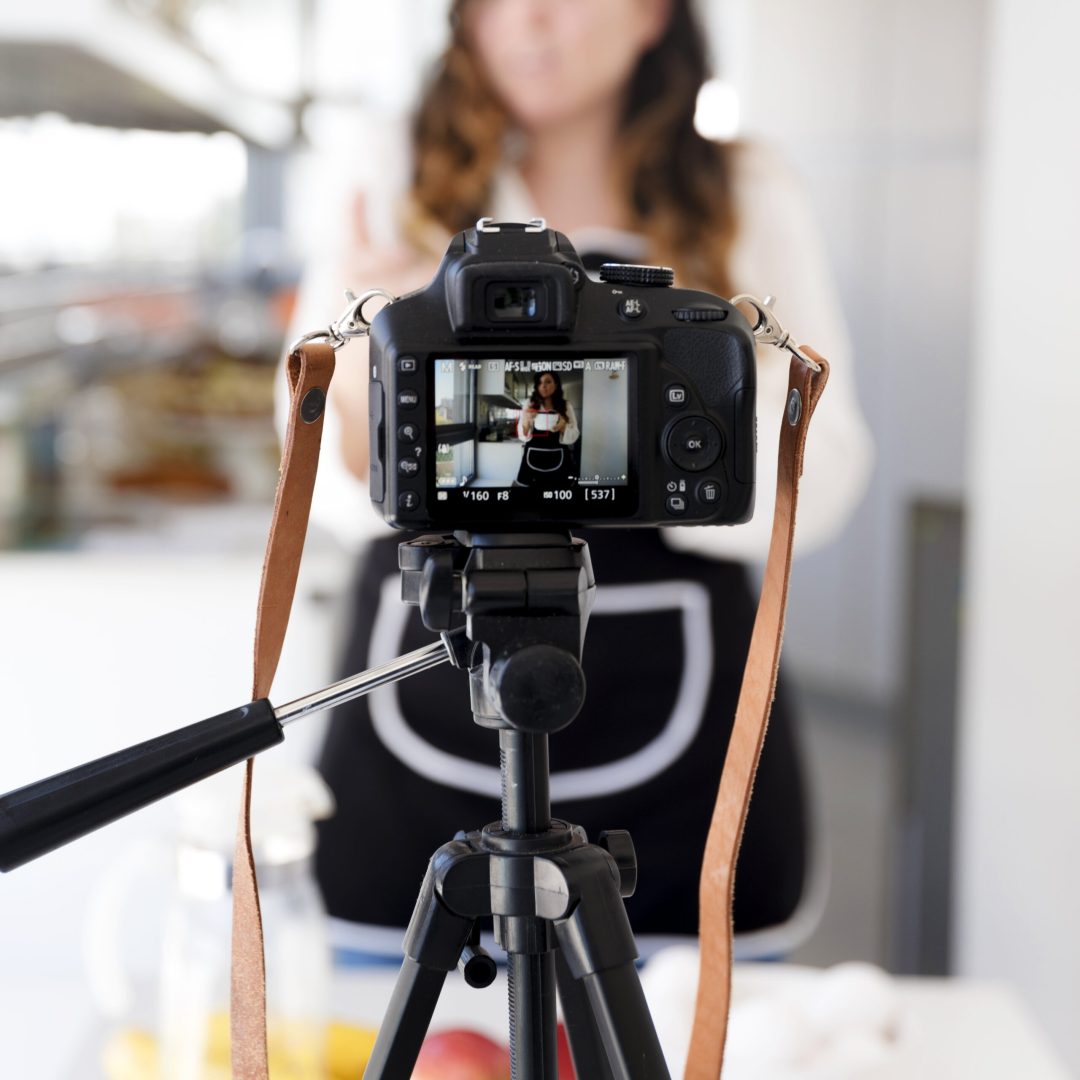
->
xmin=696 ymin=478 xmax=723 ymax=505
xmin=666 ymin=495 xmax=688 ymax=516
xmin=398 ymin=422 xmax=420 ymax=443
xmin=399 ymin=459 xmax=420 ymax=477
xmin=397 ymin=389 xmax=419 ymax=409
xmin=666 ymin=384 xmax=688 ymax=407
xmin=665 ymin=417 xmax=723 ymax=472
xmin=398 ymin=356 xmax=418 ymax=373
xmin=398 ymin=491 xmax=420 ymax=511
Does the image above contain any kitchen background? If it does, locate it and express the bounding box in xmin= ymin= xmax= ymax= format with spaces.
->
xmin=1 ymin=0 xmax=1077 ymax=1077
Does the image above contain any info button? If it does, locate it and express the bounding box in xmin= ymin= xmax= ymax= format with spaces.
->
xmin=665 ymin=416 xmax=722 ymax=472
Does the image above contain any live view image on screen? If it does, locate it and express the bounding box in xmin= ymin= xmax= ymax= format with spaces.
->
xmin=433 ymin=357 xmax=630 ymax=493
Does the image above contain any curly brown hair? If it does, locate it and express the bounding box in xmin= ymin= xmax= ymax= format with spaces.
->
xmin=403 ymin=0 xmax=738 ymax=297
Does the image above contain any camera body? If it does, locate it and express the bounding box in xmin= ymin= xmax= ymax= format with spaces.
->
xmin=368 ymin=220 xmax=757 ymax=530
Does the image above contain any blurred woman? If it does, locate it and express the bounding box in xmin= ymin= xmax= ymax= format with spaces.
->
xmin=298 ymin=0 xmax=873 ymax=954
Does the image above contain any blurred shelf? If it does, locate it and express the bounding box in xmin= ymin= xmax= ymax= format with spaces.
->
xmin=0 ymin=2 xmax=295 ymax=146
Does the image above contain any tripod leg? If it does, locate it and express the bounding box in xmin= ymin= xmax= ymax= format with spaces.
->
xmin=364 ymin=865 xmax=475 ymax=1079
xmin=555 ymin=947 xmax=617 ymax=1080
xmin=553 ymin=856 xmax=671 ymax=1080
xmin=363 ymin=956 xmax=448 ymax=1079
xmin=575 ymin=963 xmax=669 ymax=1080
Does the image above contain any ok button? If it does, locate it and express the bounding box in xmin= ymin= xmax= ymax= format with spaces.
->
xmin=665 ymin=416 xmax=723 ymax=472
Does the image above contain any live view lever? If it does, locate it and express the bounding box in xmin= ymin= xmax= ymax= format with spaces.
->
xmin=0 ymin=638 xmax=453 ymax=873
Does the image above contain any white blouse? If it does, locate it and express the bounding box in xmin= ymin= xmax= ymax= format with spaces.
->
xmin=287 ymin=141 xmax=873 ymax=564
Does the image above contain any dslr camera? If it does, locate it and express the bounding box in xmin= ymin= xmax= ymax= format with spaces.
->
xmin=368 ymin=219 xmax=756 ymax=529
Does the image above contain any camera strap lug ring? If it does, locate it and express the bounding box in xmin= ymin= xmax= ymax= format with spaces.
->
xmin=730 ymin=293 xmax=823 ymax=372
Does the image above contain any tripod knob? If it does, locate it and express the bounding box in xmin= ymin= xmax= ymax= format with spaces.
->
xmin=492 ymin=644 xmax=586 ymax=732
xmin=598 ymin=830 xmax=638 ymax=898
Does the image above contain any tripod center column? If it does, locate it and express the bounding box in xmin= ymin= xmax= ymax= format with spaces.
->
xmin=499 ymin=730 xmax=551 ymax=834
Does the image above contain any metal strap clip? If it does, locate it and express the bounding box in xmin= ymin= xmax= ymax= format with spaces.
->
xmin=730 ymin=294 xmax=822 ymax=372
xmin=288 ymin=289 xmax=396 ymax=356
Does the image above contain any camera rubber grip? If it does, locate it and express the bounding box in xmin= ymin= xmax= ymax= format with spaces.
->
xmin=0 ymin=699 xmax=282 ymax=872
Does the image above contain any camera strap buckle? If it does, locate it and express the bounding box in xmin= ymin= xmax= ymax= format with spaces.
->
xmin=287 ymin=288 xmax=396 ymax=355
xmin=731 ymin=293 xmax=823 ymax=372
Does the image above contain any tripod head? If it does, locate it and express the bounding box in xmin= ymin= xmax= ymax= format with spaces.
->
xmin=399 ymin=531 xmax=595 ymax=735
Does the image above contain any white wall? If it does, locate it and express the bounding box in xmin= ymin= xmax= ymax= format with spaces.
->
xmin=956 ymin=0 xmax=1080 ymax=1070
xmin=726 ymin=0 xmax=988 ymax=703
xmin=579 ymin=365 xmax=629 ymax=483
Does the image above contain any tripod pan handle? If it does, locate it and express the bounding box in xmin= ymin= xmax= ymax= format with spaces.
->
xmin=0 ymin=699 xmax=283 ymax=872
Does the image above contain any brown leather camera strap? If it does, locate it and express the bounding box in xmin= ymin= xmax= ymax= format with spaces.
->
xmin=684 ymin=349 xmax=829 ymax=1080
xmin=231 ymin=342 xmax=335 ymax=1079
xmin=227 ymin=339 xmax=824 ymax=1078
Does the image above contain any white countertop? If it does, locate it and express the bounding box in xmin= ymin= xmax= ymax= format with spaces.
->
xmin=1 ymin=964 xmax=1070 ymax=1079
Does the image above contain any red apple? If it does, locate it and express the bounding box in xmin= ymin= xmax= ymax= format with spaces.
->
xmin=556 ymin=1022 xmax=577 ymax=1079
xmin=413 ymin=1028 xmax=511 ymax=1080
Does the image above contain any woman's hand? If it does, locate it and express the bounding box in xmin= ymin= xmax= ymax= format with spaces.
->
xmin=553 ymin=416 xmax=568 ymax=433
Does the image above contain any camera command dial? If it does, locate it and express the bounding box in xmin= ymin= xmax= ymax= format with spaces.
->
xmin=598 ymin=263 xmax=675 ymax=287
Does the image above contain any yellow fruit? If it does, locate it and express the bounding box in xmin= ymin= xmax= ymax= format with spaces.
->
xmin=327 ymin=1021 xmax=379 ymax=1079
xmin=101 ymin=1017 xmax=378 ymax=1079
xmin=102 ymin=1028 xmax=156 ymax=1080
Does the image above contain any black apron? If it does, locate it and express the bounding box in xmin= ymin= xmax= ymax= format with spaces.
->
xmin=516 ymin=425 xmax=576 ymax=486
xmin=315 ymin=528 xmax=807 ymax=941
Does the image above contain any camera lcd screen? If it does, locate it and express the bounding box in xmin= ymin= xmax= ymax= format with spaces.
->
xmin=431 ymin=355 xmax=635 ymax=519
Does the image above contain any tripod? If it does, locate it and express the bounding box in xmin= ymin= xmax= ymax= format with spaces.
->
xmin=363 ymin=531 xmax=670 ymax=1080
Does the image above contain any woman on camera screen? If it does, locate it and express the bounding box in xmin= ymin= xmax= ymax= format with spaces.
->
xmin=516 ymin=370 xmax=580 ymax=486
xmin=293 ymin=0 xmax=873 ymax=956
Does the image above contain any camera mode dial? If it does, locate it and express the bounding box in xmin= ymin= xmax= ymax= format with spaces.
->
xmin=599 ymin=263 xmax=675 ymax=288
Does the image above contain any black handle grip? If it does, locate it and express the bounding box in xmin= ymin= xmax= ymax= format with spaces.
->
xmin=0 ymin=699 xmax=283 ymax=872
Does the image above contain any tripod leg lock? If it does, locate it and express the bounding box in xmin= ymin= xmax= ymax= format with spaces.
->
xmin=403 ymin=863 xmax=477 ymax=972
xmin=549 ymin=847 xmax=641 ymax=980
